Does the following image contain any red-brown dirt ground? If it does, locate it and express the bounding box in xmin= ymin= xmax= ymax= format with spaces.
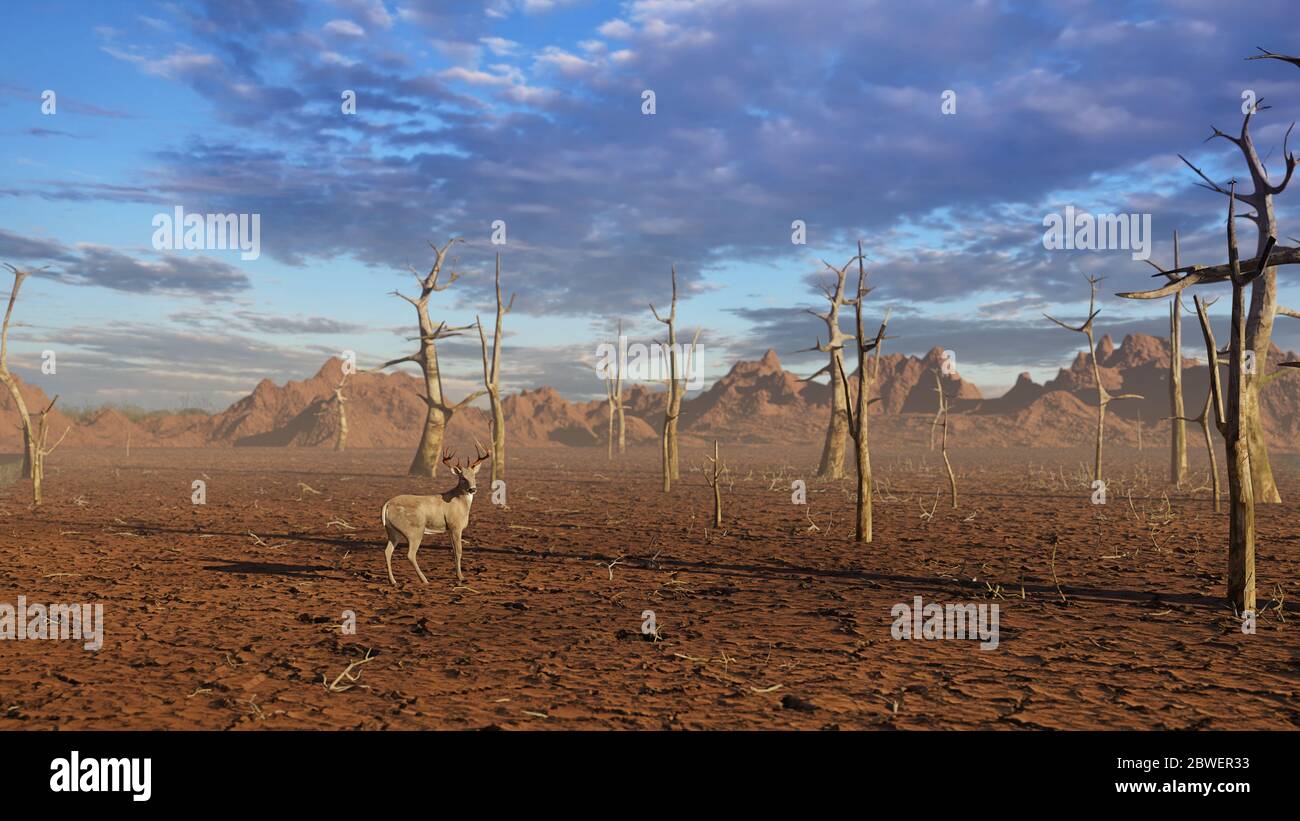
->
xmin=1 ymin=439 xmax=1296 ymax=730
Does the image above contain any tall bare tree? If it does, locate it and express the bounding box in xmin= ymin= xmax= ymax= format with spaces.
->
xmin=1172 ymin=75 xmax=1296 ymax=502
xmin=1146 ymin=232 xmax=1188 ymax=485
xmin=331 ymin=372 xmax=349 ymax=451
xmin=1128 ymin=184 xmax=1281 ymax=612
xmin=374 ymin=238 xmax=485 ymax=477
xmin=604 ymin=320 xmax=626 ymax=460
xmin=1121 ymin=238 xmax=1300 ymax=610
xmin=31 ymin=395 xmax=69 ymax=505
xmin=934 ymin=371 xmax=957 ymax=509
xmin=476 ymin=253 xmax=514 ymax=488
xmin=803 ymin=255 xmax=858 ymax=479
xmin=1191 ymin=210 xmax=1276 ymax=609
xmin=835 ymin=243 xmax=890 ymax=543
xmin=1045 ymin=275 xmax=1142 ymax=482
xmin=614 ymin=328 xmax=626 ymax=456
xmin=0 ymin=264 xmax=37 ymax=481
xmin=650 ymin=266 xmax=700 ymax=492
xmin=703 ymin=439 xmax=727 ymax=528
xmin=1170 ymin=355 xmax=1222 ymax=514
xmin=311 ymin=370 xmax=349 ymax=450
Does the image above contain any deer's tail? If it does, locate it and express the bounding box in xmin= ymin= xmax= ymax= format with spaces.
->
xmin=381 ymin=501 xmax=390 ymax=530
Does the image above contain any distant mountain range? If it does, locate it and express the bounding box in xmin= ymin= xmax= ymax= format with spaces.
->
xmin=4 ymin=333 xmax=1300 ymax=451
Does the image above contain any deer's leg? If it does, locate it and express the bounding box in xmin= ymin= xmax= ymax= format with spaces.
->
xmin=405 ymin=530 xmax=430 ymax=585
xmin=384 ymin=539 xmax=397 ymax=586
xmin=451 ymin=528 xmax=464 ymax=582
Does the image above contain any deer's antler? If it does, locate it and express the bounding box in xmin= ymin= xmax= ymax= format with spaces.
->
xmin=470 ymin=438 xmax=490 ymax=467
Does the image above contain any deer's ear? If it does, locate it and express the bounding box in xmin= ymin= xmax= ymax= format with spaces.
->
xmin=451 ymin=466 xmax=462 ymax=476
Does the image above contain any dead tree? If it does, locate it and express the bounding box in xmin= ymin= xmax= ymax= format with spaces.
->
xmin=803 ymin=255 xmax=858 ymax=478
xmin=311 ymin=370 xmax=349 ymax=450
xmin=1169 ymin=80 xmax=1296 ymax=503
xmin=1145 ymin=231 xmax=1190 ymax=484
xmin=0 ymin=264 xmax=38 ymax=481
xmin=835 ymin=242 xmax=890 ymax=543
xmin=605 ymin=374 xmax=616 ymax=460
xmin=1122 ymin=182 xmax=1300 ymax=611
xmin=476 ymin=253 xmax=514 ymax=487
xmin=934 ymin=371 xmax=957 ymax=509
xmin=603 ymin=319 xmax=626 ymax=459
xmin=1192 ymin=223 xmax=1268 ymax=611
xmin=332 ymin=372 xmax=349 ymax=451
xmin=703 ymin=439 xmax=727 ymax=528
xmin=1167 ymin=286 xmax=1185 ymax=478
xmin=650 ymin=266 xmax=700 ymax=492
xmin=1044 ymin=275 xmax=1142 ymax=482
xmin=930 ymin=378 xmax=943 ymax=451
xmin=1170 ymin=359 xmax=1222 ymax=513
xmin=31 ymin=395 xmax=69 ymax=505
xmin=374 ymin=238 xmax=485 ymax=477
xmin=614 ymin=337 xmax=626 ymax=455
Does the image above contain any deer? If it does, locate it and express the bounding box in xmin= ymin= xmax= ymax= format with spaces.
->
xmin=380 ymin=442 xmax=490 ymax=585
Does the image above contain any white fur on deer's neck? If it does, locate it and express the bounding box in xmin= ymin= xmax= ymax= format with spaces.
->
xmin=447 ymin=482 xmax=474 ymax=507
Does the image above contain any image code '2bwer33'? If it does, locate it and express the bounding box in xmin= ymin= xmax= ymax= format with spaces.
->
xmin=0 ymin=0 xmax=1296 ymax=806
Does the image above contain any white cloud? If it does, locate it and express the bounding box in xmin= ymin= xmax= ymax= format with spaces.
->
xmin=501 ymin=84 xmax=559 ymax=106
xmin=480 ymin=36 xmax=521 ymax=56
xmin=521 ymin=0 xmax=582 ymax=12
xmin=323 ymin=19 xmax=366 ymax=37
xmin=535 ymin=46 xmax=595 ymax=77
xmin=321 ymin=51 xmax=359 ymax=67
xmin=102 ymin=47 xmax=219 ymax=79
xmin=598 ymin=18 xmax=635 ymax=38
xmin=440 ymin=65 xmax=524 ymax=87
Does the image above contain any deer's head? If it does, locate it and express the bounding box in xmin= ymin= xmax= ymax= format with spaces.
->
xmin=441 ymin=440 xmax=491 ymax=495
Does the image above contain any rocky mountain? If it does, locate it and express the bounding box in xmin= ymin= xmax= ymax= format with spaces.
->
xmin=4 ymin=334 xmax=1300 ymax=451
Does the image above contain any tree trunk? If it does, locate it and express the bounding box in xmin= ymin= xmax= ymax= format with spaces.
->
xmin=937 ymin=373 xmax=956 ymax=509
xmin=490 ymin=391 xmax=505 ymax=485
xmin=1202 ymin=413 xmax=1220 ymax=514
xmin=0 ymin=370 xmax=33 ymax=477
xmin=335 ymin=396 xmax=347 ymax=452
xmin=709 ymin=440 xmax=723 ymax=528
xmin=31 ymin=448 xmax=43 ymax=505
xmin=1224 ymin=434 xmax=1256 ymax=610
xmin=1243 ymin=154 xmax=1282 ymax=503
xmin=667 ymin=410 xmax=680 ymax=481
xmin=410 ymin=403 xmax=450 ymax=477
xmin=0 ymin=267 xmax=34 ymax=479
xmin=817 ymin=351 xmax=847 ymax=479
xmin=1094 ymin=401 xmax=1105 ymax=483
xmin=1170 ymin=294 xmax=1187 ymax=485
xmin=1242 ymin=383 xmax=1277 ymax=502
xmin=1228 ymin=269 xmax=1257 ymax=612
xmin=616 ymin=398 xmax=625 ymax=454
xmin=661 ymin=417 xmax=671 ymax=493
xmin=854 ymin=397 xmax=871 ymax=542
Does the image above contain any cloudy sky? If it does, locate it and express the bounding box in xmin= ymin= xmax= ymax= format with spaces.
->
xmin=3 ymin=0 xmax=1300 ymax=411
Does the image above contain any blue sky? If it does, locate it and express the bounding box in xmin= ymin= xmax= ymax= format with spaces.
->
xmin=3 ymin=0 xmax=1300 ymax=411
